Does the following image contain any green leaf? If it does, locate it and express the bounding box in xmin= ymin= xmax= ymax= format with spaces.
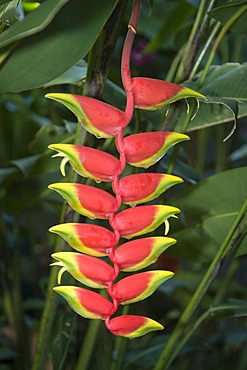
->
xmin=0 ymin=167 xmax=16 ymax=183
xmin=200 ymin=63 xmax=247 ymax=101
xmin=0 ymin=0 xmax=117 ymax=92
xmin=209 ymin=2 xmax=247 ymax=33
xmin=176 ymin=63 xmax=247 ymax=132
xmin=0 ymin=0 xmax=68 ymax=47
xmin=11 ymin=154 xmax=42 ymax=176
xmin=168 ymin=167 xmax=247 ymax=261
xmin=175 ymin=99 xmax=247 ymax=133
xmin=44 ymin=60 xmax=87 ymax=87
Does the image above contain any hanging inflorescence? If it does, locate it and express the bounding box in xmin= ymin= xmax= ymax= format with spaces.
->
xmin=47 ymin=0 xmax=205 ymax=338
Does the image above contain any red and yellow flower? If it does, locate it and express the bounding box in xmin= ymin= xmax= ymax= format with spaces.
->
xmin=48 ymin=0 xmax=206 ymax=338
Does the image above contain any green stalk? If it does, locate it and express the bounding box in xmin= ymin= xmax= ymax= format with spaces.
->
xmin=154 ymin=198 xmax=247 ymax=370
xmin=167 ymin=100 xmax=196 ymax=174
xmin=163 ymin=258 xmax=239 ymax=367
xmin=175 ymin=0 xmax=215 ymax=82
xmin=74 ymin=320 xmax=102 ymax=370
xmin=110 ymin=305 xmax=130 ymax=370
xmin=189 ymin=21 xmax=221 ymax=80
xmin=199 ymin=4 xmax=247 ymax=86
xmin=32 ymin=203 xmax=72 ymax=370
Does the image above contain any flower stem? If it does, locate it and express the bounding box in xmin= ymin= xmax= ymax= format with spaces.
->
xmin=121 ymin=0 xmax=140 ymax=123
xmin=154 ymin=198 xmax=247 ymax=370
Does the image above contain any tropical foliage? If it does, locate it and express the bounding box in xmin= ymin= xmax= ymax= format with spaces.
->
xmin=0 ymin=1 xmax=247 ymax=369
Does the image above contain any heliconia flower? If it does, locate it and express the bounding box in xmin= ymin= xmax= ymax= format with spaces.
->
xmin=124 ymin=132 xmax=189 ymax=168
xmin=115 ymin=236 xmax=176 ymax=272
xmin=115 ymin=205 xmax=180 ymax=238
xmin=54 ymin=286 xmax=113 ymax=320
xmin=48 ymin=0 xmax=197 ymax=338
xmin=119 ymin=173 xmax=183 ymax=206
xmin=48 ymin=183 xmax=118 ymax=219
xmin=52 ymin=252 xmax=114 ymax=289
xmin=48 ymin=144 xmax=121 ymax=182
xmin=107 ymin=315 xmax=164 ymax=338
xmin=112 ymin=270 xmax=174 ymax=304
xmin=131 ymin=77 xmax=206 ymax=110
xmin=49 ymin=223 xmax=117 ymax=257
xmin=45 ymin=93 xmax=127 ymax=138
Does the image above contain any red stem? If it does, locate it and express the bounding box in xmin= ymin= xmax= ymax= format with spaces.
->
xmin=121 ymin=0 xmax=140 ymax=123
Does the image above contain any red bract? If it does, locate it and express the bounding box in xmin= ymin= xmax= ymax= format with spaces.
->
xmin=52 ymin=252 xmax=115 ymax=288
xmin=49 ymin=144 xmax=121 ymax=182
xmin=107 ymin=315 xmax=164 ymax=338
xmin=115 ymin=205 xmax=180 ymax=238
xmin=49 ymin=223 xmax=117 ymax=257
xmin=124 ymin=132 xmax=189 ymax=168
xmin=115 ymin=237 xmax=176 ymax=272
xmin=45 ymin=93 xmax=127 ymax=138
xmin=112 ymin=270 xmax=174 ymax=304
xmin=131 ymin=77 xmax=206 ymax=110
xmin=49 ymin=183 xmax=118 ymax=219
xmin=54 ymin=286 xmax=113 ymax=320
xmin=119 ymin=173 xmax=183 ymax=205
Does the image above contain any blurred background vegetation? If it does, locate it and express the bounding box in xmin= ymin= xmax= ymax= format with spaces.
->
xmin=0 ymin=0 xmax=246 ymax=369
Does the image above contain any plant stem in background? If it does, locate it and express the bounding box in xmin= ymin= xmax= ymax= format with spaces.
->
xmin=154 ymin=198 xmax=247 ymax=370
xmin=189 ymin=21 xmax=221 ymax=80
xmin=167 ymin=100 xmax=197 ymax=174
xmin=109 ymin=305 xmax=130 ymax=370
xmin=199 ymin=4 xmax=247 ymax=86
xmin=175 ymin=0 xmax=216 ymax=82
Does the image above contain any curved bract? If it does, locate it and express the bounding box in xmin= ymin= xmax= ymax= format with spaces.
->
xmin=119 ymin=173 xmax=183 ymax=205
xmin=115 ymin=237 xmax=176 ymax=272
xmin=124 ymin=132 xmax=190 ymax=168
xmin=115 ymin=205 xmax=180 ymax=238
xmin=132 ymin=77 xmax=206 ymax=110
xmin=49 ymin=223 xmax=117 ymax=256
xmin=107 ymin=315 xmax=164 ymax=338
xmin=49 ymin=144 xmax=121 ymax=182
xmin=45 ymin=93 xmax=127 ymax=138
xmin=49 ymin=183 xmax=118 ymax=219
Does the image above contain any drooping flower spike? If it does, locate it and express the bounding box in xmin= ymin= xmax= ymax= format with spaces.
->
xmin=48 ymin=0 xmax=206 ymax=338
